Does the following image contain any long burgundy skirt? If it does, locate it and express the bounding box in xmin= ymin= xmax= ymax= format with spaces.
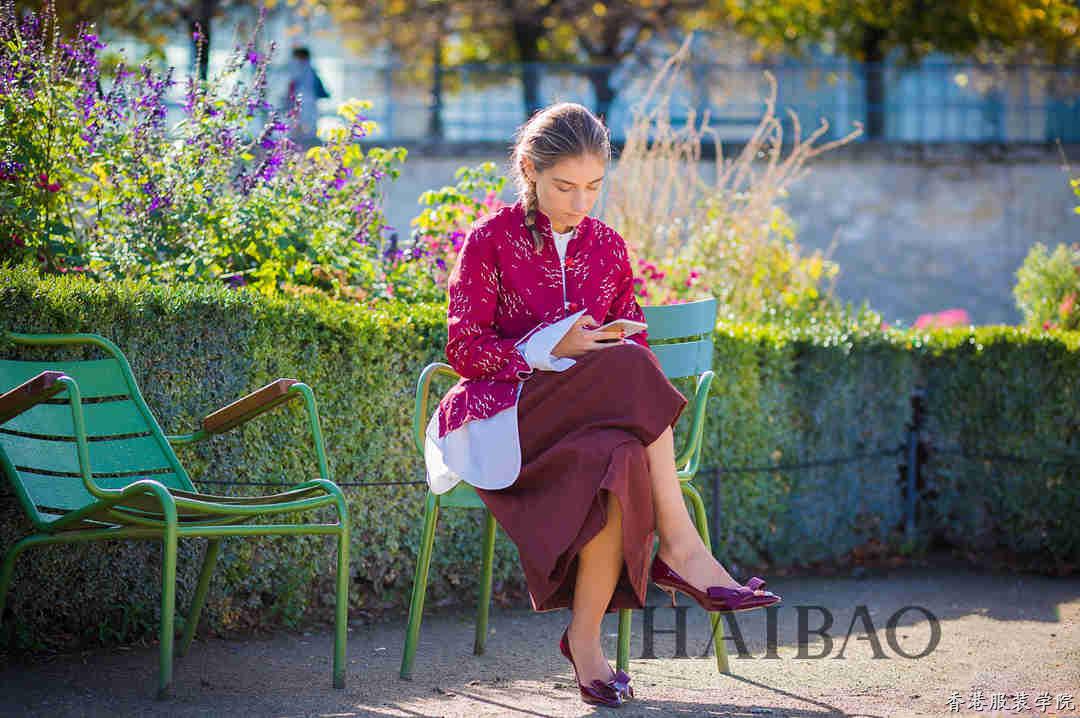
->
xmin=475 ymin=342 xmax=688 ymax=613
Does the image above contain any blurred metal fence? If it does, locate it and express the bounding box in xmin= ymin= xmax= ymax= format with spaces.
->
xmin=292 ymin=58 xmax=1080 ymax=144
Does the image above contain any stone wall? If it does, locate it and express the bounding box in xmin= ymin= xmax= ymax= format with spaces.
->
xmin=379 ymin=143 xmax=1080 ymax=325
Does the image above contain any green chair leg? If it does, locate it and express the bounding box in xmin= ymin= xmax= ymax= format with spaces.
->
xmin=333 ymin=519 xmax=350 ymax=689
xmin=400 ymin=491 xmax=440 ymax=679
xmin=178 ymin=539 xmax=222 ymax=657
xmin=158 ymin=524 xmax=179 ymax=700
xmin=0 ymin=540 xmax=24 ymax=625
xmin=616 ymin=608 xmax=632 ymax=673
xmin=473 ymin=510 xmax=496 ymax=656
xmin=683 ymin=482 xmax=730 ymax=674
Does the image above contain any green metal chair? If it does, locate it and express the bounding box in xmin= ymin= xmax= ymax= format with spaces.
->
xmin=0 ymin=332 xmax=351 ymax=698
xmin=400 ymin=297 xmax=730 ymax=680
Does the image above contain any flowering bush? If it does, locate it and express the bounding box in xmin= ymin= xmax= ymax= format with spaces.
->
xmin=0 ymin=2 xmax=404 ymax=298
xmin=627 ymin=197 xmax=840 ymax=319
xmin=385 ymin=162 xmax=506 ymax=302
xmin=606 ymin=38 xmax=852 ymax=322
xmin=1013 ymin=242 xmax=1080 ymax=331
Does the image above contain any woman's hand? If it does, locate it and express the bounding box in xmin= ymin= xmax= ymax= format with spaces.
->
xmin=552 ymin=315 xmax=625 ymax=359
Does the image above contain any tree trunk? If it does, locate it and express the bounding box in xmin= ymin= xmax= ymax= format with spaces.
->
xmin=512 ymin=19 xmax=545 ymax=119
xmin=429 ymin=26 xmax=444 ymax=140
xmin=586 ymin=64 xmax=617 ymax=121
xmin=862 ymin=27 xmax=887 ymax=140
xmin=189 ymin=0 xmax=217 ymax=82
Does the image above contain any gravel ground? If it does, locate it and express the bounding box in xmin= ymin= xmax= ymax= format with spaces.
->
xmin=0 ymin=562 xmax=1077 ymax=718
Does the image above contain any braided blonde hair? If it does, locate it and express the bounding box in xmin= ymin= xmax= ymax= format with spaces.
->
xmin=509 ymin=102 xmax=611 ymax=252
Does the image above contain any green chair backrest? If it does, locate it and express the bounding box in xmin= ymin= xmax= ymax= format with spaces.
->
xmin=641 ymin=297 xmax=718 ymax=380
xmin=0 ymin=333 xmax=195 ymax=525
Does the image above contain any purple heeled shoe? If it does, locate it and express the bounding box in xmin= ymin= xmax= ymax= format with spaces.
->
xmin=651 ymin=555 xmax=782 ymax=613
xmin=559 ymin=628 xmax=625 ymax=708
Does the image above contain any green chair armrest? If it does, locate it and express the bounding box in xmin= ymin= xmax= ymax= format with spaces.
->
xmin=169 ymin=380 xmax=330 ymax=481
xmin=202 ymin=378 xmax=301 ymax=435
xmin=413 ymin=363 xmax=460 ymax=456
xmin=0 ymin=370 xmax=68 ymax=424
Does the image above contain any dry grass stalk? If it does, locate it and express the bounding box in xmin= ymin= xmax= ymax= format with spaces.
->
xmin=605 ymin=35 xmax=863 ymax=316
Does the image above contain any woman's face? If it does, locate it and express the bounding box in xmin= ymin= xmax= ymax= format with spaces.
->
xmin=525 ymin=153 xmax=606 ymax=233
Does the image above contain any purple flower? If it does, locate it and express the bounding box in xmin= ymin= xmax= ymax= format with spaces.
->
xmin=246 ymin=49 xmax=260 ymax=66
xmin=81 ymin=32 xmax=105 ymax=51
xmin=0 ymin=160 xmax=24 ymax=182
xmin=436 ymin=258 xmax=446 ymax=270
xmin=183 ymin=77 xmax=198 ymax=114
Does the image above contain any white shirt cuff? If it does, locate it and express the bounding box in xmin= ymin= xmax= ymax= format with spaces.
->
xmin=515 ymin=310 xmax=585 ymax=372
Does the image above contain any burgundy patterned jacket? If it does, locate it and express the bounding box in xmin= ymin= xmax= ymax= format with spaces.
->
xmin=436 ymin=201 xmax=649 ymax=438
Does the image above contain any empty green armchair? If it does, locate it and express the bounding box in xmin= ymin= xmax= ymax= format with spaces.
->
xmin=0 ymin=332 xmax=351 ymax=698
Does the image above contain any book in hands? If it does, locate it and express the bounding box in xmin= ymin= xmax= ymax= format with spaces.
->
xmin=591 ymin=318 xmax=648 ymax=342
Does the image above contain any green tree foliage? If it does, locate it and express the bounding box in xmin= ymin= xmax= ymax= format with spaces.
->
xmin=16 ymin=0 xmax=268 ymax=80
xmin=328 ymin=0 xmax=714 ymax=121
xmin=721 ymin=0 xmax=1080 ymax=137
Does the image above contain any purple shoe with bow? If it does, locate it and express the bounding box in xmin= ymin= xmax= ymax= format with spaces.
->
xmin=651 ymin=555 xmax=782 ymax=613
xmin=559 ymin=628 xmax=626 ymax=707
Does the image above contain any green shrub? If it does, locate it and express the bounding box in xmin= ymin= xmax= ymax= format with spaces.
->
xmin=916 ymin=326 xmax=1080 ymax=569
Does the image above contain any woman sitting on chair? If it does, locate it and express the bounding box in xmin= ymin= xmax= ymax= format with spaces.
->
xmin=425 ymin=102 xmax=781 ymax=708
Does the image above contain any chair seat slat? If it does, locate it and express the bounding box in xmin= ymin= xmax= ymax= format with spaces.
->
xmin=437 ymin=481 xmax=487 ymax=509
xmin=18 ymin=472 xmax=181 ymax=512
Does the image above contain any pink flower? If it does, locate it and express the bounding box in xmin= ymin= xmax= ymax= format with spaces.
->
xmin=482 ymin=191 xmax=506 ymax=212
xmin=1060 ymin=292 xmax=1076 ymax=318
xmin=914 ymin=308 xmax=970 ymax=329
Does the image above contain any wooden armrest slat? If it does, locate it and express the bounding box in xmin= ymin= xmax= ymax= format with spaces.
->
xmin=0 ymin=371 xmax=68 ymax=425
xmin=202 ymin=379 xmax=299 ymax=434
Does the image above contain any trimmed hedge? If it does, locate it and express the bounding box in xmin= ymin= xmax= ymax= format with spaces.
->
xmin=0 ymin=265 xmax=1076 ymax=650
xmin=918 ymin=328 xmax=1080 ymax=567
